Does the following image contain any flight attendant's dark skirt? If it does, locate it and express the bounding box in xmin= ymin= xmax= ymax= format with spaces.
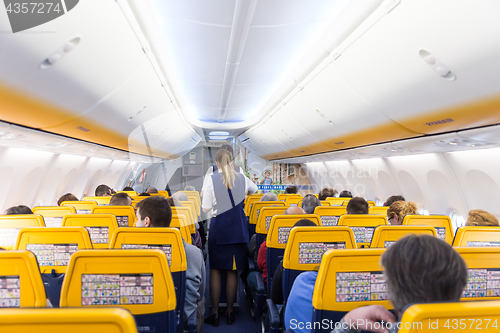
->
xmin=208 ymin=216 xmax=248 ymax=270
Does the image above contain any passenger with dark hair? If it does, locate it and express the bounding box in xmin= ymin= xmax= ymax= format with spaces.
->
xmin=318 ymin=188 xmax=337 ymax=200
xmin=285 ymin=186 xmax=298 ymax=194
xmin=95 ymin=184 xmax=112 ymax=197
xmin=339 ymin=190 xmax=352 ymax=198
xmin=146 ymin=187 xmax=158 ymax=194
xmin=384 ymin=195 xmax=405 ymax=207
xmin=387 ymin=201 xmax=418 ymax=225
xmin=5 ymin=205 xmax=33 ymax=215
xmin=331 ymin=235 xmax=467 ymax=333
xmin=135 ymin=196 xmax=205 ymax=332
xmin=122 ymin=186 xmax=134 ymax=191
xmin=138 ymin=192 xmax=151 ymax=197
xmin=346 ymin=197 xmax=369 ymax=214
xmin=300 ymin=194 xmax=321 ymax=214
xmin=465 ymin=209 xmax=499 ymax=226
xmin=57 ymin=193 xmax=78 ymax=206
xmin=109 ymin=193 xmax=132 ymax=206
xmin=202 ymin=149 xmax=256 ymax=326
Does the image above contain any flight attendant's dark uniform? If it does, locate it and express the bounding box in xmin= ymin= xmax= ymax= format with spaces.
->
xmin=208 ymin=172 xmax=249 ymax=270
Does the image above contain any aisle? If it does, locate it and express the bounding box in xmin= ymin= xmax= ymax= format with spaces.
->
xmin=203 ymin=260 xmax=262 ymax=333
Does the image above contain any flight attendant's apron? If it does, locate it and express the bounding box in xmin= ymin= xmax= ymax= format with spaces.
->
xmin=208 ymin=172 xmax=249 ymax=270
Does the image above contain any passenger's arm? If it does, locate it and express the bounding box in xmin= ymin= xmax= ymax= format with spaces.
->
xmin=338 ymin=305 xmax=396 ymax=333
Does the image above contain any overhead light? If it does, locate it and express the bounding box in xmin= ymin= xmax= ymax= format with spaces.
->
xmin=209 ymin=136 xmax=228 ymax=141
xmin=209 ymin=131 xmax=230 ymax=136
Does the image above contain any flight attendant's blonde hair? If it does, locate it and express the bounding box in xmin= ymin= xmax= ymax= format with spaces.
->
xmin=215 ymin=149 xmax=236 ymax=189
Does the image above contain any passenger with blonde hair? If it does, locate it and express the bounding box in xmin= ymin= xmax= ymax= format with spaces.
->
xmin=465 ymin=209 xmax=499 ymax=226
xmin=387 ymin=201 xmax=418 ymax=225
xmin=202 ymin=149 xmax=256 ymax=326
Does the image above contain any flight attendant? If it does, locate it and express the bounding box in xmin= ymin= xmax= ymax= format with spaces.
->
xmin=202 ymin=149 xmax=253 ymax=326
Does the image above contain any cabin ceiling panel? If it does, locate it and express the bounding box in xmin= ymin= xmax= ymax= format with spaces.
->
xmin=332 ymin=0 xmax=500 ymax=135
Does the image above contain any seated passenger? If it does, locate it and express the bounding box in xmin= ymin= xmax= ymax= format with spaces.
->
xmin=465 ymin=209 xmax=499 ymax=226
xmin=387 ymin=201 xmax=418 ymax=225
xmin=330 ymin=234 xmax=467 ymax=333
xmin=167 ymin=197 xmax=183 ymax=207
xmin=339 ymin=190 xmax=352 ymax=198
xmin=109 ymin=193 xmax=132 ymax=206
xmin=261 ymin=192 xmax=278 ymax=201
xmin=270 ymin=217 xmax=314 ymax=306
xmin=5 ymin=205 xmax=33 ymax=215
xmin=57 ymin=193 xmax=78 ymax=206
xmin=122 ymin=186 xmax=134 ymax=191
xmin=135 ymin=196 xmax=205 ymax=332
xmin=384 ymin=195 xmax=405 ymax=207
xmin=301 ymin=194 xmax=321 ymax=214
xmin=95 ymin=184 xmax=112 ymax=197
xmin=172 ymin=191 xmax=189 ymax=202
xmin=318 ymin=188 xmax=337 ymax=200
xmin=146 ymin=187 xmax=158 ymax=194
xmin=138 ymin=192 xmax=151 ymax=196
xmin=346 ymin=197 xmax=369 ymax=214
xmin=285 ymin=186 xmax=299 ymax=194
xmin=185 ymin=185 xmax=196 ymax=191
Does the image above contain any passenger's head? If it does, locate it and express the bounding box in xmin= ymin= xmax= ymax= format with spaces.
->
xmin=220 ymin=144 xmax=234 ymax=160
xmin=167 ymin=197 xmax=182 ymax=207
xmin=293 ymin=219 xmax=317 ymax=227
xmin=285 ymin=206 xmax=305 ymax=215
xmin=5 ymin=205 xmax=33 ymax=215
xmin=285 ymin=186 xmax=298 ymax=194
xmin=385 ymin=195 xmax=406 ymax=207
xmin=260 ymin=193 xmax=278 ymax=201
xmin=146 ymin=187 xmax=158 ymax=194
xmin=109 ymin=193 xmax=132 ymax=206
xmin=135 ymin=196 xmax=172 ymax=228
xmin=346 ymin=197 xmax=369 ymax=214
xmin=465 ymin=209 xmax=499 ymax=226
xmin=301 ymin=194 xmax=321 ymax=214
xmin=138 ymin=192 xmax=151 ymax=197
xmin=95 ymin=184 xmax=112 ymax=197
xmin=122 ymin=187 xmax=134 ymax=191
xmin=339 ymin=190 xmax=352 ymax=198
xmin=387 ymin=201 xmax=418 ymax=225
xmin=215 ymin=149 xmax=236 ymax=189
xmin=171 ymin=192 xmax=188 ymax=202
xmin=318 ymin=188 xmax=337 ymax=200
xmin=381 ymin=235 xmax=467 ymax=313
xmin=57 ymin=193 xmax=78 ymax=206
xmin=184 ymin=185 xmax=196 ymax=191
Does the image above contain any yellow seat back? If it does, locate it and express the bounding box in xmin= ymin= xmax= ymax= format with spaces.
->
xmin=171 ymin=215 xmax=192 ymax=245
xmin=399 ymin=300 xmax=500 ymax=333
xmin=326 ymin=197 xmax=350 ymax=206
xmin=369 ymin=225 xmax=438 ymax=248
xmin=62 ymin=214 xmax=118 ymax=249
xmin=250 ymin=201 xmax=286 ymax=226
xmin=319 ymin=201 xmax=331 ymax=206
xmin=61 ymin=201 xmax=97 ymax=214
xmin=130 ymin=196 xmax=148 ymax=201
xmin=158 ymin=190 xmax=170 ymax=198
xmin=284 ymin=196 xmax=302 ymax=207
xmin=110 ymin=228 xmax=187 ymax=273
xmin=179 ymin=201 xmax=198 ymax=223
xmin=267 ymin=214 xmax=321 ymax=250
xmin=255 ymin=207 xmax=288 ymax=234
xmin=32 ymin=206 xmax=76 ymax=227
xmin=117 ymin=191 xmax=138 ymax=197
xmin=244 ymin=195 xmax=263 ymax=217
xmin=0 ymin=215 xmax=45 ymax=250
xmin=277 ymin=193 xmax=301 ymax=201
xmin=337 ymin=215 xmax=389 ymax=248
xmin=0 ymin=250 xmax=47 ymax=307
xmin=60 ymin=249 xmax=177 ymax=315
xmin=0 ymin=308 xmax=139 ymax=333
xmin=284 ymin=226 xmax=356 ymax=270
xmin=83 ymin=196 xmax=111 ymax=205
xmin=92 ymin=206 xmax=137 ymax=228
xmin=369 ymin=206 xmax=390 ymax=215
xmin=15 ymin=227 xmax=93 ymax=274
xmin=403 ymin=215 xmax=454 ymax=244
xmin=452 ymin=226 xmax=500 ymax=247
xmin=313 ymin=249 xmax=390 ymax=312
xmin=171 ymin=207 xmax=196 ymax=234
xmin=314 ymin=206 xmax=347 ymax=226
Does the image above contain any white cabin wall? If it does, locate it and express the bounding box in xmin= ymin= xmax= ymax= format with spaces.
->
xmin=0 ymin=146 xmax=140 ymax=212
